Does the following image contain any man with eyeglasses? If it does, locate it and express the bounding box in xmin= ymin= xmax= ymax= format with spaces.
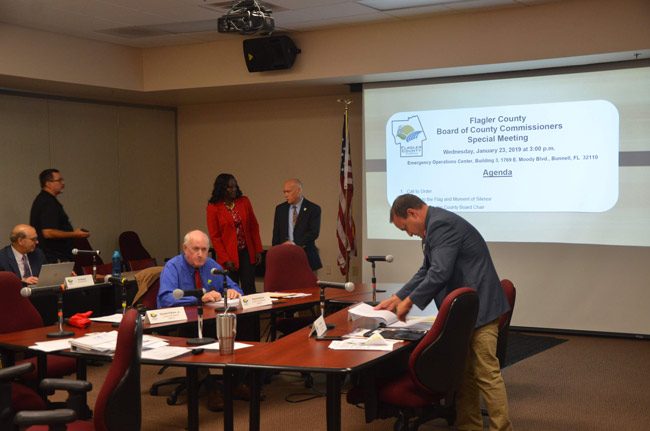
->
xmin=29 ymin=168 xmax=90 ymax=263
xmin=158 ymin=230 xmax=242 ymax=308
xmin=0 ymin=224 xmax=46 ymax=285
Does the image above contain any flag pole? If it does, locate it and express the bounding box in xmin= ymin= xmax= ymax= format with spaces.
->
xmin=338 ymin=98 xmax=353 ymax=281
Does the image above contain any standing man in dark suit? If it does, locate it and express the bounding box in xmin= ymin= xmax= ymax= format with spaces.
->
xmin=376 ymin=194 xmax=512 ymax=431
xmin=0 ymin=224 xmax=46 ymax=285
xmin=29 ymin=169 xmax=90 ymax=263
xmin=272 ymin=178 xmax=322 ymax=271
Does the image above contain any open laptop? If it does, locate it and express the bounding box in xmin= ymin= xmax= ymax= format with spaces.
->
xmin=36 ymin=262 xmax=75 ymax=287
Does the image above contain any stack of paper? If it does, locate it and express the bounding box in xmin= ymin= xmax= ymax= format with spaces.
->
xmin=69 ymin=331 xmax=170 ymax=355
xmin=347 ymin=302 xmax=436 ymax=331
xmin=347 ymin=303 xmax=400 ymax=327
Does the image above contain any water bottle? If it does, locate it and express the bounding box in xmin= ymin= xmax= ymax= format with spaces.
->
xmin=111 ymin=250 xmax=122 ymax=278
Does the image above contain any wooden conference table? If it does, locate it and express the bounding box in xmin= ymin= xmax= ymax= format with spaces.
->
xmin=0 ymin=283 xmax=423 ymax=431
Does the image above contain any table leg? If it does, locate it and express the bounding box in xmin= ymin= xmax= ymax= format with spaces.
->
xmin=187 ymin=367 xmax=199 ymax=431
xmin=326 ymin=373 xmax=342 ymax=431
xmin=224 ymin=368 xmax=234 ymax=431
xmin=248 ymin=369 xmax=262 ymax=431
xmin=361 ymin=370 xmax=378 ymax=422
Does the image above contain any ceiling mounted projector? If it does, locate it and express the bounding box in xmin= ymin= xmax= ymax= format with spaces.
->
xmin=218 ymin=0 xmax=274 ymax=36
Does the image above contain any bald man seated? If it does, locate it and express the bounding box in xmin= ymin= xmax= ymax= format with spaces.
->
xmin=157 ymin=229 xmax=243 ymax=309
xmin=0 ymin=224 xmax=46 ymax=285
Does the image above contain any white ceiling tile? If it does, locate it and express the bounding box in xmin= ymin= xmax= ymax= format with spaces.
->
xmin=0 ymin=0 xmax=558 ymax=48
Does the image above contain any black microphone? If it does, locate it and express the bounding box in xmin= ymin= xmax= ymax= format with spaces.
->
xmin=173 ymin=288 xmax=205 ymax=300
xmin=317 ymin=280 xmax=355 ymax=292
xmin=365 ymin=255 xmax=394 ymax=263
xmin=210 ymin=268 xmax=229 ymax=276
xmin=104 ymin=275 xmax=126 ymax=285
xmin=20 ymin=285 xmax=65 ymax=297
xmin=71 ymin=248 xmax=101 ymax=256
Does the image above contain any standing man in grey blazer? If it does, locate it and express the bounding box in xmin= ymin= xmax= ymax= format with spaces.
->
xmin=376 ymin=194 xmax=512 ymax=431
xmin=272 ymin=178 xmax=322 ymax=271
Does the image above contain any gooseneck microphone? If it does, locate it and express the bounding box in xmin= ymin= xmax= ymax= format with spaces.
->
xmin=71 ymin=248 xmax=101 ymax=256
xmin=20 ymin=285 xmax=65 ymax=297
xmin=173 ymin=288 xmax=205 ymax=300
xmin=365 ymin=255 xmax=394 ymax=263
xmin=316 ymin=280 xmax=355 ymax=292
xmin=210 ymin=268 xmax=229 ymax=276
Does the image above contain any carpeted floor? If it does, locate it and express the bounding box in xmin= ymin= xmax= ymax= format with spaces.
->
xmin=502 ymin=332 xmax=567 ymax=367
xmin=57 ymin=332 xmax=650 ymax=430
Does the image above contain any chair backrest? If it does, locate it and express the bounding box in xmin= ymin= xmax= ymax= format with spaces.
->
xmin=498 ymin=279 xmax=517 ymax=330
xmin=135 ymin=278 xmax=160 ymax=310
xmin=0 ymin=272 xmax=44 ymax=333
xmin=119 ymin=231 xmax=152 ymax=262
xmin=93 ymin=307 xmax=142 ymax=431
xmin=496 ymin=279 xmax=517 ymax=366
xmin=127 ymin=258 xmax=157 ymax=271
xmin=72 ymin=237 xmax=104 ymax=276
xmin=263 ymin=243 xmax=318 ymax=291
xmin=409 ymin=287 xmax=479 ymax=395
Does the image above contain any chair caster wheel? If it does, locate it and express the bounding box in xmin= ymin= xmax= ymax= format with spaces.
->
xmin=149 ymin=387 xmax=158 ymax=396
xmin=166 ymin=394 xmax=178 ymax=405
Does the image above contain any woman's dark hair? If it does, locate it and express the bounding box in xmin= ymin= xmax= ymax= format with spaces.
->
xmin=209 ymin=173 xmax=243 ymax=203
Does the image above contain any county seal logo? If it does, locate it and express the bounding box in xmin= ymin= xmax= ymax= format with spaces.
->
xmin=391 ymin=115 xmax=427 ymax=157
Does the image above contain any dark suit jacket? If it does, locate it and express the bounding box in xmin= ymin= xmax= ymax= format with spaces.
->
xmin=0 ymin=245 xmax=46 ymax=282
xmin=396 ymin=206 xmax=509 ymax=327
xmin=272 ymin=198 xmax=322 ymax=270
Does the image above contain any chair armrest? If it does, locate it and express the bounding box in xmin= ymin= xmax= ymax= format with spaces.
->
xmin=40 ymin=378 xmax=92 ymax=393
xmin=13 ymin=409 xmax=77 ymax=427
xmin=0 ymin=362 xmax=33 ymax=381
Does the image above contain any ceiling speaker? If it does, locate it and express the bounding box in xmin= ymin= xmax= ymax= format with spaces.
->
xmin=243 ymin=36 xmax=300 ymax=73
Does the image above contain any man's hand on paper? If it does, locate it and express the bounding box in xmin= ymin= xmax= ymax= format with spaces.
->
xmin=374 ymin=294 xmax=401 ymax=312
xmin=202 ymin=290 xmax=222 ymax=303
xmin=226 ymin=289 xmax=241 ymax=299
xmin=396 ymin=297 xmax=414 ymax=322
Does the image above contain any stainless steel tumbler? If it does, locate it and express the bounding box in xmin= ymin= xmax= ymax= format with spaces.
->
xmin=216 ymin=312 xmax=237 ymax=355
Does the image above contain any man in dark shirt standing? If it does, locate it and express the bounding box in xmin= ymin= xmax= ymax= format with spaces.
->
xmin=29 ymin=169 xmax=90 ymax=263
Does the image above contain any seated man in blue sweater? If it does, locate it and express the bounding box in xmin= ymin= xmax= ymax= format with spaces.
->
xmin=158 ymin=229 xmax=242 ymax=308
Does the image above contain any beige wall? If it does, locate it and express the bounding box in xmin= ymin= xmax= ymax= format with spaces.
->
xmin=144 ymin=0 xmax=650 ymax=91
xmin=0 ymin=24 xmax=142 ymax=90
xmin=0 ymin=92 xmax=178 ymax=264
xmin=178 ymin=93 xmax=363 ymax=279
xmin=0 ymin=0 xmax=649 ymax=330
xmin=1 ymin=0 xmax=648 ymax=96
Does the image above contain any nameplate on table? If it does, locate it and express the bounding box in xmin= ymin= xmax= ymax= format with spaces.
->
xmin=240 ymin=293 xmax=273 ymax=310
xmin=145 ymin=307 xmax=187 ymax=325
xmin=65 ymin=275 xmax=95 ymax=289
xmin=310 ymin=315 xmax=328 ymax=337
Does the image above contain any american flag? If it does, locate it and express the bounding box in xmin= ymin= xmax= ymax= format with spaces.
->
xmin=337 ymin=111 xmax=356 ymax=275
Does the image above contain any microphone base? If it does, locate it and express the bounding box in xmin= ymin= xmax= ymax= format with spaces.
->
xmin=364 ymin=301 xmax=380 ymax=307
xmin=47 ymin=330 xmax=75 ymax=338
xmin=374 ymin=289 xmax=386 ymax=293
xmin=186 ymin=337 xmax=215 ymax=346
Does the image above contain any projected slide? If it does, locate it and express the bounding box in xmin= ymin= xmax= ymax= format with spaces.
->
xmin=386 ymin=100 xmax=619 ymax=212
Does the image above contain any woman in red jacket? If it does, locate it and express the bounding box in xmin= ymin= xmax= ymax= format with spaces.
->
xmin=206 ymin=173 xmax=263 ymax=296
